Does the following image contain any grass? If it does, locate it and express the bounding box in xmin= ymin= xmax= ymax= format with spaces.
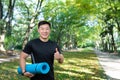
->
xmin=0 ymin=48 xmax=107 ymax=80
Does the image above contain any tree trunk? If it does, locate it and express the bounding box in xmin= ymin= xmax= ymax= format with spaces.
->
xmin=111 ymin=33 xmax=117 ymax=54
xmin=6 ymin=0 xmax=16 ymax=36
xmin=22 ymin=22 xmax=35 ymax=49
xmin=22 ymin=0 xmax=43 ymax=49
xmin=0 ymin=0 xmax=5 ymax=52
xmin=0 ymin=0 xmax=16 ymax=55
xmin=0 ymin=30 xmax=5 ymax=52
xmin=0 ymin=0 xmax=3 ymax=19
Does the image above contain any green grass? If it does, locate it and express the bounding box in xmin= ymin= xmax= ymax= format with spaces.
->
xmin=0 ymin=49 xmax=107 ymax=80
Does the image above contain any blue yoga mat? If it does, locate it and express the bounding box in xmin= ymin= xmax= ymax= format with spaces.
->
xmin=17 ymin=62 xmax=50 ymax=74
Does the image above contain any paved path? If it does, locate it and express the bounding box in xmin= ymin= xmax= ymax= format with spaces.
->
xmin=94 ymin=49 xmax=120 ymax=80
xmin=0 ymin=55 xmax=19 ymax=63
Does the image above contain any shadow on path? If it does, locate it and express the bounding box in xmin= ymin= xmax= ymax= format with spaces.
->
xmin=94 ymin=49 xmax=120 ymax=80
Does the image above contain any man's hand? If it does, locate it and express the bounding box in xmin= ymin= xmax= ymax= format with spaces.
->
xmin=23 ymin=72 xmax=34 ymax=78
xmin=54 ymin=48 xmax=60 ymax=60
xmin=54 ymin=48 xmax=64 ymax=63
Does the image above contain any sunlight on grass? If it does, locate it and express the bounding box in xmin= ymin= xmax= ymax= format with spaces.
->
xmin=54 ymin=49 xmax=107 ymax=80
xmin=0 ymin=48 xmax=107 ymax=80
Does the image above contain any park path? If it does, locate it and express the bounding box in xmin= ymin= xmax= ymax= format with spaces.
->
xmin=94 ymin=49 xmax=120 ymax=80
xmin=0 ymin=55 xmax=19 ymax=63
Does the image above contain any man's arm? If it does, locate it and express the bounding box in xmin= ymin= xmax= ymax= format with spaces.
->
xmin=20 ymin=51 xmax=29 ymax=73
xmin=20 ymin=51 xmax=34 ymax=77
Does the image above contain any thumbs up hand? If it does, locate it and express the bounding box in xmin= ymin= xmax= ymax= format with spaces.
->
xmin=54 ymin=48 xmax=60 ymax=60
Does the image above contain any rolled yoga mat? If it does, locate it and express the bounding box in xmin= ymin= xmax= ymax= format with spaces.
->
xmin=17 ymin=62 xmax=50 ymax=74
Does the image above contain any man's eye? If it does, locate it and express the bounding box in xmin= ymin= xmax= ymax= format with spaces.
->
xmin=46 ymin=28 xmax=49 ymax=30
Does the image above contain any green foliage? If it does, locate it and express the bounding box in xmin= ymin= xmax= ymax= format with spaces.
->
xmin=4 ymin=31 xmax=23 ymax=50
xmin=42 ymin=0 xmax=95 ymax=48
xmin=0 ymin=20 xmax=5 ymax=33
xmin=1 ymin=0 xmax=120 ymax=52
xmin=97 ymin=0 xmax=120 ymax=52
xmin=0 ymin=49 xmax=107 ymax=80
xmin=30 ymin=26 xmax=39 ymax=39
xmin=4 ymin=36 xmax=16 ymax=50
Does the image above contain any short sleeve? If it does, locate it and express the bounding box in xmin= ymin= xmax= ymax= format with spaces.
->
xmin=56 ymin=43 xmax=62 ymax=54
xmin=23 ymin=41 xmax=32 ymax=54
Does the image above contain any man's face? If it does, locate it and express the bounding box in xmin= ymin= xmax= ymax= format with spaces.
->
xmin=38 ymin=24 xmax=51 ymax=39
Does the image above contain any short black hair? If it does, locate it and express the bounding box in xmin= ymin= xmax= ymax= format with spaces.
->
xmin=38 ymin=21 xmax=51 ymax=28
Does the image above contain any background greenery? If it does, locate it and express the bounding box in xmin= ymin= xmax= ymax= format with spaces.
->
xmin=0 ymin=0 xmax=120 ymax=54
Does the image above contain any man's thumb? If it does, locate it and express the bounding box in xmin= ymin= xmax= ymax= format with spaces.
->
xmin=56 ymin=48 xmax=58 ymax=52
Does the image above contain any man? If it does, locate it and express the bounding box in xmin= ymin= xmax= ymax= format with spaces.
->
xmin=20 ymin=21 xmax=64 ymax=80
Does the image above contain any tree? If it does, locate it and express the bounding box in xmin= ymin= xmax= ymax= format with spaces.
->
xmin=0 ymin=0 xmax=16 ymax=53
xmin=42 ymin=0 xmax=101 ymax=49
xmin=14 ymin=0 xmax=44 ymax=49
xmin=98 ymin=0 xmax=120 ymax=53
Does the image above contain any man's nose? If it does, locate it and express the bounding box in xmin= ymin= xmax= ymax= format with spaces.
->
xmin=43 ymin=29 xmax=47 ymax=32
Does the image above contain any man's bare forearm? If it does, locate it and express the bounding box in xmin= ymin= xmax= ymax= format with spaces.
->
xmin=20 ymin=57 xmax=26 ymax=73
xmin=20 ymin=52 xmax=28 ymax=73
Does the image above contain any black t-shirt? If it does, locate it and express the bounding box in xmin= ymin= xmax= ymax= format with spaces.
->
xmin=23 ymin=38 xmax=61 ymax=80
